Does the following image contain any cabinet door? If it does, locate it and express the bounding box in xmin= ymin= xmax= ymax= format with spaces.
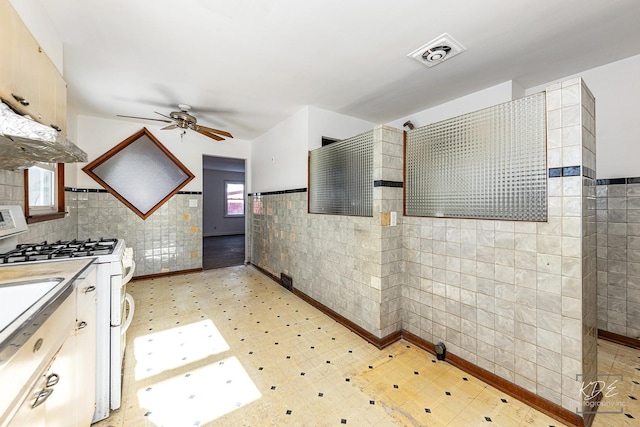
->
xmin=54 ymin=74 xmax=67 ymax=134
xmin=44 ymin=335 xmax=77 ymax=427
xmin=8 ymin=337 xmax=75 ymax=427
xmin=37 ymin=52 xmax=58 ymax=128
xmin=7 ymin=373 xmax=48 ymax=427
xmin=0 ymin=0 xmax=67 ymax=132
xmin=14 ymin=22 xmax=41 ymax=117
xmin=75 ymin=275 xmax=98 ymax=426
xmin=0 ymin=0 xmax=20 ymax=104
xmin=0 ymin=0 xmax=16 ymax=98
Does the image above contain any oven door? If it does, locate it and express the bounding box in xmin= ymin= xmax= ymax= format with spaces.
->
xmin=110 ymin=257 xmax=135 ymax=326
xmin=110 ymin=292 xmax=134 ymax=411
xmin=109 ymin=255 xmax=135 ymax=411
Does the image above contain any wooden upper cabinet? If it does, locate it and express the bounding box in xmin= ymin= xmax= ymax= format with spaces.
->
xmin=54 ymin=72 xmax=67 ymax=135
xmin=0 ymin=0 xmax=18 ymax=96
xmin=0 ymin=0 xmax=67 ymax=135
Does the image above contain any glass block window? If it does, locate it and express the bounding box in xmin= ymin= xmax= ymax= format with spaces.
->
xmin=309 ymin=130 xmax=373 ymax=217
xmin=405 ymin=92 xmax=547 ymax=221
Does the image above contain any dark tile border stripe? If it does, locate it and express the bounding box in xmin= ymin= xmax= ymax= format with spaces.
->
xmin=65 ymin=187 xmax=202 ymax=195
xmin=548 ymin=168 xmax=562 ymax=178
xmin=373 ymin=180 xmax=403 ymax=188
xmin=547 ymin=165 xmax=598 ymax=179
xmin=583 ymin=166 xmax=596 ymax=180
xmin=65 ymin=187 xmax=107 ymax=193
xmin=548 ymin=166 xmax=582 ymax=178
xmin=596 ymin=177 xmax=640 ymax=185
xmin=248 ymin=188 xmax=307 ymax=197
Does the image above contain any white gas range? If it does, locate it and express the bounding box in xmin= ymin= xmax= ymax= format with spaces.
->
xmin=0 ymin=205 xmax=135 ymax=423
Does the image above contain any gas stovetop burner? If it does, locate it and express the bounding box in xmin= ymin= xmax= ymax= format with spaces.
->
xmin=0 ymin=238 xmax=118 ymax=264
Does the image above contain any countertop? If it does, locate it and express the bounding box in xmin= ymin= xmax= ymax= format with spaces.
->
xmin=0 ymin=258 xmax=95 ymax=285
xmin=0 ymin=258 xmax=96 ymax=362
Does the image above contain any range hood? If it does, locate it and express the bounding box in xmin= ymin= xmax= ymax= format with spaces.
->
xmin=0 ymin=102 xmax=87 ymax=170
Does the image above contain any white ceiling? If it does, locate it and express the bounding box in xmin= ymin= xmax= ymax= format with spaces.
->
xmin=39 ymin=0 xmax=640 ymax=142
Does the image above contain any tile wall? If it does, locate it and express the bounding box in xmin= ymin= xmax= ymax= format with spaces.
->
xmin=0 ymin=168 xmax=202 ymax=276
xmin=73 ymin=191 xmax=202 ymax=276
xmin=596 ymin=179 xmax=640 ymax=340
xmin=248 ymin=79 xmax=598 ymax=416
xmin=248 ymin=126 xmax=404 ymax=338
xmin=0 ymin=169 xmax=77 ymax=242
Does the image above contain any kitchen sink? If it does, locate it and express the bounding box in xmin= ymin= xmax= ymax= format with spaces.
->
xmin=0 ymin=278 xmax=64 ymax=334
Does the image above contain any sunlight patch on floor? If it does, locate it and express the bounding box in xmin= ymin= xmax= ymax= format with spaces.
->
xmin=133 ymin=318 xmax=230 ymax=380
xmin=137 ymin=356 xmax=262 ymax=426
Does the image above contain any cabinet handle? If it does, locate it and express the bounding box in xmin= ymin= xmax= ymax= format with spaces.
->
xmin=50 ymin=124 xmax=61 ymax=132
xmin=32 ymin=388 xmax=53 ymax=408
xmin=11 ymin=93 xmax=30 ymax=106
xmin=46 ymin=373 xmax=60 ymax=388
xmin=33 ymin=338 xmax=44 ymax=353
xmin=77 ymin=321 xmax=88 ymax=330
xmin=84 ymin=285 xmax=96 ymax=294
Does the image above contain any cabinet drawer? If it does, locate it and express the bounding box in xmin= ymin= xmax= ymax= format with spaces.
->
xmin=0 ymin=291 xmax=75 ymax=425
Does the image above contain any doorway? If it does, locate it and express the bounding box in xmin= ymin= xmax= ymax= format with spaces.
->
xmin=202 ymin=155 xmax=246 ymax=269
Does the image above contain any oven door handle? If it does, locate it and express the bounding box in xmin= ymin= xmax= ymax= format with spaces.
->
xmin=122 ymin=260 xmax=136 ymax=285
xmin=122 ymin=293 xmax=135 ymax=333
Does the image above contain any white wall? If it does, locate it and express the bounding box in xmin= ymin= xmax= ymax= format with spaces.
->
xmin=251 ymin=106 xmax=375 ymax=192
xmin=251 ymin=107 xmax=309 ymax=193
xmin=307 ymin=106 xmax=376 ymax=151
xmin=386 ymin=80 xmax=519 ymax=129
xmin=526 ymin=53 xmax=640 ymax=180
xmin=69 ymin=115 xmax=251 ymax=191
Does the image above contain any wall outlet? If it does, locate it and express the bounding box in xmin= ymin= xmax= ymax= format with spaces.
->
xmin=390 ymin=211 xmax=397 ymax=226
xmin=189 ymin=199 xmax=198 ymax=207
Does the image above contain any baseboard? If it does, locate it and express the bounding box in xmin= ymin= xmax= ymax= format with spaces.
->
xmin=250 ymin=264 xmax=589 ymax=427
xmin=250 ymin=263 xmax=281 ymax=284
xmin=131 ymin=268 xmax=203 ymax=281
xmin=291 ymin=287 xmax=402 ymax=349
xmin=598 ymin=329 xmax=640 ymax=349
xmin=402 ymin=331 xmax=588 ymax=427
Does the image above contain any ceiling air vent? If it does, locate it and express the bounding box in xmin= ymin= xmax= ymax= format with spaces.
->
xmin=407 ymin=33 xmax=466 ymax=68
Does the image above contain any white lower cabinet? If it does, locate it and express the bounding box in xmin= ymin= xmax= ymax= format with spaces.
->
xmin=75 ymin=271 xmax=97 ymax=426
xmin=5 ymin=266 xmax=97 ymax=427
xmin=8 ymin=332 xmax=74 ymax=427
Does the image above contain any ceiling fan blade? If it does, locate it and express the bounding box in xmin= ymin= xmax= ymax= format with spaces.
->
xmin=154 ymin=111 xmax=174 ymax=120
xmin=197 ymin=125 xmax=233 ymax=139
xmin=116 ymin=114 xmax=172 ymax=123
xmin=161 ymin=124 xmax=178 ymax=130
xmin=195 ymin=127 xmax=225 ymax=141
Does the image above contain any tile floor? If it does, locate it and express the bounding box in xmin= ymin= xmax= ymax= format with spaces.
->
xmin=94 ymin=266 xmax=639 ymax=427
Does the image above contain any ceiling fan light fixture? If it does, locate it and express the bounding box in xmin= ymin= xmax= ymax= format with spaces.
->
xmin=116 ymin=103 xmax=233 ymax=141
xmin=407 ymin=33 xmax=466 ymax=68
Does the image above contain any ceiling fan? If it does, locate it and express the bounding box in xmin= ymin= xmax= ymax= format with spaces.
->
xmin=117 ymin=104 xmax=233 ymax=141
